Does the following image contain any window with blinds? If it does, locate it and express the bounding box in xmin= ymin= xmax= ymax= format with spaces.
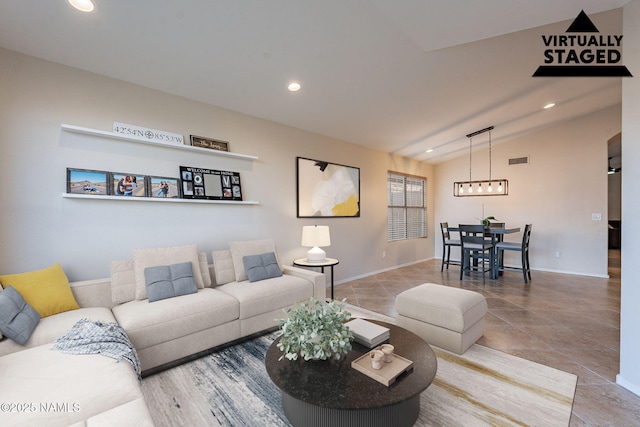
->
xmin=388 ymin=172 xmax=427 ymax=241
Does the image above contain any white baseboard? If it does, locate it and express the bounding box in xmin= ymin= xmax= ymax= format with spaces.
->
xmin=530 ymin=266 xmax=609 ymax=279
xmin=616 ymin=374 xmax=640 ymax=397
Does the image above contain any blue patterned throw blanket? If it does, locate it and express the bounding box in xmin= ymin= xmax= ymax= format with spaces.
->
xmin=52 ymin=318 xmax=141 ymax=381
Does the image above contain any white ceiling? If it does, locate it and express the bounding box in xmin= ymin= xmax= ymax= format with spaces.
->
xmin=0 ymin=0 xmax=630 ymax=163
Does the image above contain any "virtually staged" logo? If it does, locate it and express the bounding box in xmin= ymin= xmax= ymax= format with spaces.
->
xmin=533 ymin=10 xmax=632 ymax=77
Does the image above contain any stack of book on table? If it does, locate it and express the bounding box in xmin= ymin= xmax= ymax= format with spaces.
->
xmin=345 ymin=318 xmax=390 ymax=348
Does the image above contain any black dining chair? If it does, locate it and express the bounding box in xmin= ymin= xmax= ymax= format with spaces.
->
xmin=486 ymin=222 xmax=505 ymax=273
xmin=495 ymin=224 xmax=532 ymax=283
xmin=440 ymin=222 xmax=461 ymax=272
xmin=459 ymin=224 xmax=495 ymax=283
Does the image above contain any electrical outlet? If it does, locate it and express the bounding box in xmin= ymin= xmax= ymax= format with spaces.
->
xmin=555 ymin=251 xmax=561 ymax=258
xmin=592 ymin=213 xmax=602 ymax=221
xmin=382 ymin=251 xmax=386 ymax=258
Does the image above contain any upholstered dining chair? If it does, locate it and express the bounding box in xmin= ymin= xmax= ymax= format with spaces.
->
xmin=495 ymin=224 xmax=532 ymax=283
xmin=440 ymin=222 xmax=461 ymax=272
xmin=459 ymin=224 xmax=495 ymax=283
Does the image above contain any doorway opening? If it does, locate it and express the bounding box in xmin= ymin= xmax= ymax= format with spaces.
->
xmin=607 ymin=132 xmax=621 ymax=276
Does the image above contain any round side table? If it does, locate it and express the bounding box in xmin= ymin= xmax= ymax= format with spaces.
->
xmin=293 ymin=258 xmax=339 ymax=300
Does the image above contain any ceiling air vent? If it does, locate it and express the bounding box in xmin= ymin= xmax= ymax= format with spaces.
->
xmin=508 ymin=156 xmax=529 ymax=165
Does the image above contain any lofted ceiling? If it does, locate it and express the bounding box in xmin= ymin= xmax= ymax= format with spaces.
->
xmin=0 ymin=1 xmax=630 ymax=163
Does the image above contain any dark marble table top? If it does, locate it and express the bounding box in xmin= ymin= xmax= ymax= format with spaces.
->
xmin=265 ymin=320 xmax=437 ymax=410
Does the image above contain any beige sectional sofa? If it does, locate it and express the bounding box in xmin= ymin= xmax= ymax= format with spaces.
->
xmin=0 ymin=240 xmax=325 ymax=426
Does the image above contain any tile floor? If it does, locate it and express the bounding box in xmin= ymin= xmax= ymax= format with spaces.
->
xmin=333 ymin=250 xmax=640 ymax=426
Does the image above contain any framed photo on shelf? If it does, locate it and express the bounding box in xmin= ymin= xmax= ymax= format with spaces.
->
xmin=190 ymin=135 xmax=230 ymax=152
xmin=148 ymin=176 xmax=181 ymax=199
xmin=67 ymin=168 xmax=109 ymax=196
xmin=110 ymin=172 xmax=147 ymax=197
xmin=296 ymin=157 xmax=360 ymax=218
xmin=180 ymin=166 xmax=242 ymax=201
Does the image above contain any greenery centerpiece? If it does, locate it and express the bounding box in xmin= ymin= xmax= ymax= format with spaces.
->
xmin=276 ymin=297 xmax=353 ymax=361
xmin=481 ymin=216 xmax=498 ymax=227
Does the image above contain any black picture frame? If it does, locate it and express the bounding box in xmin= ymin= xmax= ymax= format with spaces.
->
xmin=110 ymin=172 xmax=147 ymax=197
xmin=180 ymin=166 xmax=242 ymax=201
xmin=190 ymin=135 xmax=230 ymax=152
xmin=296 ymin=157 xmax=360 ymax=218
xmin=148 ymin=176 xmax=181 ymax=199
xmin=66 ymin=168 xmax=109 ymax=196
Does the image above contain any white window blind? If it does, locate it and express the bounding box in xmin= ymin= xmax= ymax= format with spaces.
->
xmin=387 ymin=172 xmax=427 ymax=241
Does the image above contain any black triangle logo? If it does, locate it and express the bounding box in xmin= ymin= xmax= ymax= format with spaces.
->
xmin=566 ymin=10 xmax=599 ymax=33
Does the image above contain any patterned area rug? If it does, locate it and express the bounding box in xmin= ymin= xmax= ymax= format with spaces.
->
xmin=142 ymin=305 xmax=577 ymax=426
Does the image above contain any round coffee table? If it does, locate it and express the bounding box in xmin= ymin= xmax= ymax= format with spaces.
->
xmin=265 ymin=320 xmax=437 ymax=427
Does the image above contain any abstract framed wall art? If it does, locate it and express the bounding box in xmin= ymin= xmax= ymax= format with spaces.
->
xmin=66 ymin=168 xmax=109 ymax=196
xmin=296 ymin=157 xmax=360 ymax=218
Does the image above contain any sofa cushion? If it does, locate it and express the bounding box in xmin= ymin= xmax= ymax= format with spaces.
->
xmin=0 ymin=263 xmax=79 ymax=318
xmin=197 ymin=252 xmax=212 ymax=287
xmin=0 ymin=307 xmax=116 ymax=357
xmin=0 ymin=343 xmax=150 ymax=427
xmin=110 ymin=259 xmax=136 ymax=304
xmin=0 ymin=286 xmax=41 ymax=345
xmin=212 ymin=250 xmax=235 ymax=285
xmin=228 ymin=239 xmax=282 ymax=282
xmin=243 ymin=252 xmax=283 ymax=282
xmin=111 ymin=252 xmax=211 ymax=304
xmin=112 ymin=288 xmax=239 ymax=350
xmin=132 ymin=244 xmax=205 ymax=300
xmin=216 ymin=274 xmax=313 ymax=319
xmin=144 ymin=262 xmax=198 ymax=302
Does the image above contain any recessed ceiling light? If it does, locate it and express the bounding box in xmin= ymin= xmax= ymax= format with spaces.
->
xmin=426 ymin=148 xmax=434 ymax=153
xmin=287 ymin=82 xmax=301 ymax=92
xmin=544 ymin=102 xmax=556 ymax=109
xmin=67 ymin=0 xmax=95 ymax=13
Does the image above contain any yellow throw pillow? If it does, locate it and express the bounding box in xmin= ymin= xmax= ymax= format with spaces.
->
xmin=0 ymin=263 xmax=79 ymax=318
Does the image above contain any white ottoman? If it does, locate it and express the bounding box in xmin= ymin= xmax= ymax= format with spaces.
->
xmin=395 ymin=283 xmax=487 ymax=354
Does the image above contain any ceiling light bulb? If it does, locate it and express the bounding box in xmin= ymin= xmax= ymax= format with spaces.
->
xmin=288 ymin=82 xmax=301 ymax=92
xmin=498 ymin=182 xmax=503 ymax=192
xmin=459 ymin=184 xmax=464 ymax=194
xmin=477 ymin=183 xmax=482 ymax=193
xmin=544 ymin=102 xmax=556 ymax=109
xmin=487 ymin=183 xmax=493 ymax=192
xmin=468 ymin=184 xmax=473 ymax=194
xmin=68 ymin=0 xmax=95 ymax=12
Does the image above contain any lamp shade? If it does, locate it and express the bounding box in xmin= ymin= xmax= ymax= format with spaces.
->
xmin=301 ymin=225 xmax=331 ymax=262
xmin=301 ymin=225 xmax=331 ymax=247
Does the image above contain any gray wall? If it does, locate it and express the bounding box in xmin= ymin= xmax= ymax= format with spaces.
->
xmin=619 ymin=0 xmax=640 ymax=398
xmin=0 ymin=47 xmax=435 ymax=283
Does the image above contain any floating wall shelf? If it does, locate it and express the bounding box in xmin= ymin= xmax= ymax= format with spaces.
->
xmin=61 ymin=123 xmax=259 ymax=204
xmin=61 ymin=124 xmax=259 ymax=161
xmin=62 ymin=193 xmax=259 ymax=205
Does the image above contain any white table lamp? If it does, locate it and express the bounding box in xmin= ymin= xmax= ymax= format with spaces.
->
xmin=301 ymin=225 xmax=331 ymax=262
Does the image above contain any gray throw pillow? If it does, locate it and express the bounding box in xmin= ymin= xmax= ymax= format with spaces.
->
xmin=243 ymin=252 xmax=283 ymax=282
xmin=144 ymin=262 xmax=198 ymax=302
xmin=0 ymin=286 xmax=41 ymax=345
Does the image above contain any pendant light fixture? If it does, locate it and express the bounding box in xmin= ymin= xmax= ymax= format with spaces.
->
xmin=454 ymin=126 xmax=509 ymax=197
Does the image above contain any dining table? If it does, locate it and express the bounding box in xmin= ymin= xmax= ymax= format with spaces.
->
xmin=448 ymin=225 xmax=521 ymax=280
